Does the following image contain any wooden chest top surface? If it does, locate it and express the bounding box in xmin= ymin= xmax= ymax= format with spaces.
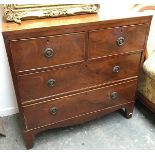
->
xmin=2 ymin=12 xmax=152 ymax=33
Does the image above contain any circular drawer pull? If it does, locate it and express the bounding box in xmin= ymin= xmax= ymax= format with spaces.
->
xmin=47 ymin=79 xmax=56 ymax=87
xmin=44 ymin=48 xmax=54 ymax=58
xmin=116 ymin=37 xmax=125 ymax=46
xmin=50 ymin=107 xmax=57 ymax=115
xmin=113 ymin=65 xmax=120 ymax=73
xmin=111 ymin=92 xmax=118 ymax=99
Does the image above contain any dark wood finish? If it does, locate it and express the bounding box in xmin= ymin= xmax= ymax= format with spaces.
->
xmin=23 ymin=132 xmax=35 ymax=150
xmin=136 ymin=91 xmax=155 ymax=113
xmin=10 ymin=32 xmax=86 ymax=73
xmin=89 ymin=24 xmax=147 ymax=59
xmin=24 ymin=102 xmax=132 ymax=149
xmin=2 ymin=13 xmax=152 ymax=149
xmin=18 ymin=53 xmax=141 ymax=103
xmin=23 ymin=79 xmax=137 ymax=130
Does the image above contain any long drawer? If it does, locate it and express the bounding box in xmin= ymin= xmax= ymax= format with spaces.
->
xmin=18 ymin=53 xmax=141 ymax=103
xmin=89 ymin=24 xmax=147 ymax=59
xmin=23 ymin=79 xmax=137 ymax=130
xmin=10 ymin=32 xmax=85 ymax=73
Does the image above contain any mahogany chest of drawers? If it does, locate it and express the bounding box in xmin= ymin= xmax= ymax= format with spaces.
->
xmin=2 ymin=14 xmax=152 ymax=149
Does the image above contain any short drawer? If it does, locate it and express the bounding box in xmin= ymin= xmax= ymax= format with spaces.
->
xmin=23 ymin=79 xmax=137 ymax=130
xmin=18 ymin=53 xmax=141 ymax=103
xmin=10 ymin=32 xmax=85 ymax=72
xmin=89 ymin=24 xmax=147 ymax=59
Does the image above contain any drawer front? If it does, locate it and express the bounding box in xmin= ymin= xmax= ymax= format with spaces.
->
xmin=23 ymin=79 xmax=137 ymax=130
xmin=18 ymin=53 xmax=141 ymax=103
xmin=89 ymin=24 xmax=147 ymax=59
xmin=10 ymin=32 xmax=85 ymax=72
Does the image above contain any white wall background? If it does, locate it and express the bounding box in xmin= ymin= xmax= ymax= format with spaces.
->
xmin=0 ymin=6 xmax=18 ymax=117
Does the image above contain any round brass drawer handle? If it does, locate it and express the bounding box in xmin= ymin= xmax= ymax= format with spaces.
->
xmin=44 ymin=48 xmax=54 ymax=58
xmin=116 ymin=37 xmax=125 ymax=46
xmin=113 ymin=65 xmax=120 ymax=73
xmin=50 ymin=107 xmax=57 ymax=115
xmin=111 ymin=92 xmax=118 ymax=100
xmin=47 ymin=79 xmax=56 ymax=87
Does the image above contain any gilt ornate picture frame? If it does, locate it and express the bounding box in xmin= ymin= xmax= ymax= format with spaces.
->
xmin=3 ymin=4 xmax=100 ymax=24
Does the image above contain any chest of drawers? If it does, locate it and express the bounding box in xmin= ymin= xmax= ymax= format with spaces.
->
xmin=2 ymin=14 xmax=152 ymax=149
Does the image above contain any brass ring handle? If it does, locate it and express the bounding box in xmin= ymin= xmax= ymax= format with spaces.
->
xmin=116 ymin=37 xmax=125 ymax=46
xmin=44 ymin=48 xmax=54 ymax=58
xmin=50 ymin=107 xmax=57 ymax=115
xmin=113 ymin=65 xmax=120 ymax=73
xmin=111 ymin=92 xmax=118 ymax=100
xmin=47 ymin=79 xmax=56 ymax=87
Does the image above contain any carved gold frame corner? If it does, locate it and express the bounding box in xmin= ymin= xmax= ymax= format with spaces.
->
xmin=3 ymin=4 xmax=100 ymax=24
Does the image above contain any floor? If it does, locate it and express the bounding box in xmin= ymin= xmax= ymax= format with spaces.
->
xmin=0 ymin=102 xmax=155 ymax=150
